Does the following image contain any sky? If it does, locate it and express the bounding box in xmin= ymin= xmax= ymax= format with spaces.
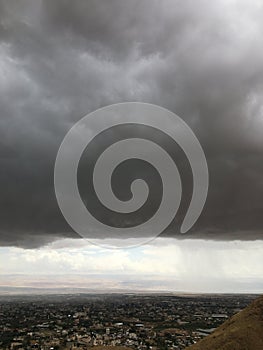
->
xmin=0 ymin=0 xmax=263 ymax=292
xmin=1 ymin=238 xmax=263 ymax=293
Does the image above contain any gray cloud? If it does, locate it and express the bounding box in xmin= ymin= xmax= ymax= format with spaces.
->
xmin=1 ymin=0 xmax=263 ymax=247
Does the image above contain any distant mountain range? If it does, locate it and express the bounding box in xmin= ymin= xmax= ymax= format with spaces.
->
xmin=187 ymin=295 xmax=263 ymax=350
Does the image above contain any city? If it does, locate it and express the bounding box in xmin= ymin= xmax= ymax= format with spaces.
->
xmin=0 ymin=0 xmax=263 ymax=349
xmin=0 ymin=293 xmax=258 ymax=350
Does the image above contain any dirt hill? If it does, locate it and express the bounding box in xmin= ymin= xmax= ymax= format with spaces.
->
xmin=186 ymin=295 xmax=263 ymax=350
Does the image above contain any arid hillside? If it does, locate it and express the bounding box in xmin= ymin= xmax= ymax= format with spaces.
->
xmin=187 ymin=295 xmax=263 ymax=350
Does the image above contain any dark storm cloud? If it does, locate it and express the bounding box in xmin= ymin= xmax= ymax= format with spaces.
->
xmin=1 ymin=0 xmax=263 ymax=247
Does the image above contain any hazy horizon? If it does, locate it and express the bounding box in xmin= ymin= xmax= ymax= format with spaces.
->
xmin=0 ymin=0 xmax=263 ymax=295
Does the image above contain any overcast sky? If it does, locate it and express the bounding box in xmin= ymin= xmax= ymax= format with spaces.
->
xmin=0 ymin=0 xmax=263 ymax=292
xmin=1 ymin=238 xmax=263 ymax=293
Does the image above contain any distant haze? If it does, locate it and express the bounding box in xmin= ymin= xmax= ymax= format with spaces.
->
xmin=0 ymin=0 xmax=263 ymax=293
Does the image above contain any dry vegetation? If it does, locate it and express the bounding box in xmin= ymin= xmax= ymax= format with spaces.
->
xmin=187 ymin=295 xmax=263 ymax=350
